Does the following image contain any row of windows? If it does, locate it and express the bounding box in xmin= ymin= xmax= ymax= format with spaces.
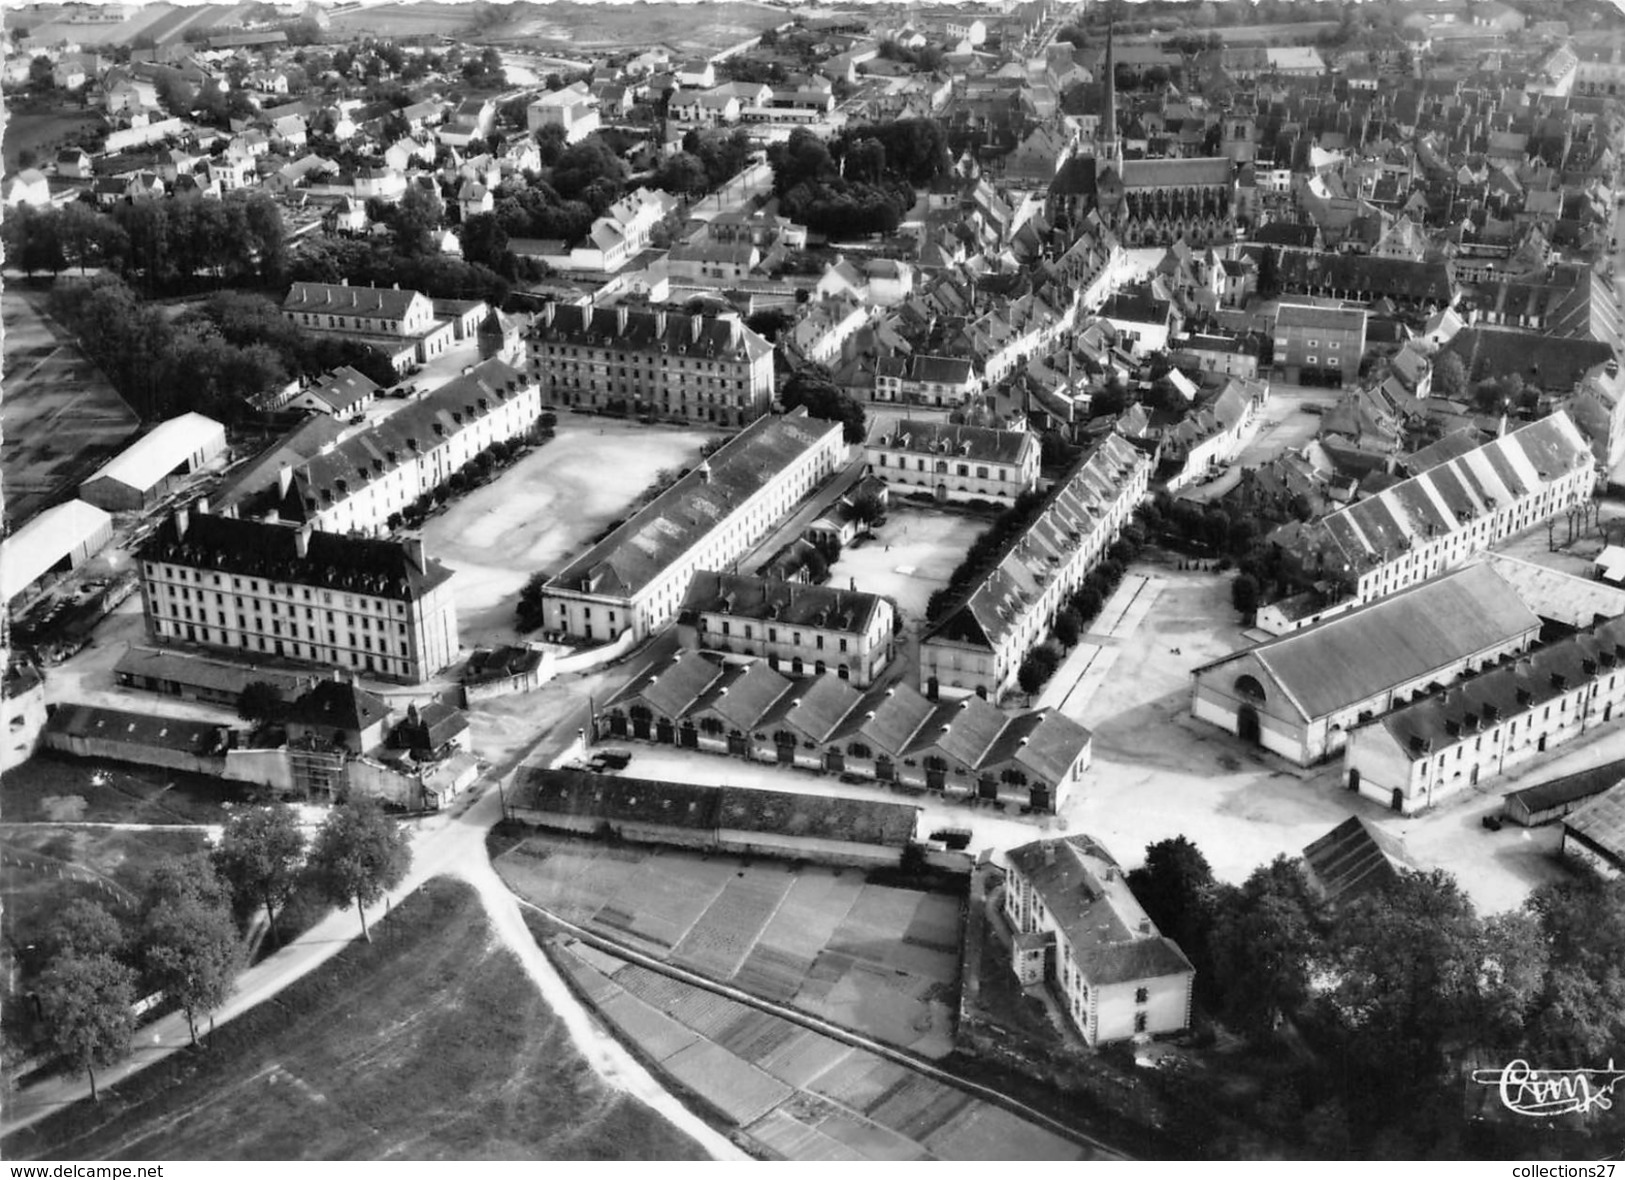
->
xmin=875 ymin=455 xmax=1011 ymax=479
xmin=159 ymin=620 xmax=413 ymax=676
xmin=703 ymin=618 xmax=855 ymax=652
xmin=150 ymin=568 xmax=403 ymax=615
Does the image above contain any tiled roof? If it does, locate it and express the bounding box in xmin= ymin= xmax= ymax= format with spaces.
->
xmin=1007 ymin=836 xmax=1195 ymax=987
xmin=45 ymin=703 xmax=226 ymax=756
xmin=113 ymin=646 xmax=318 ymax=700
xmin=1197 ymin=564 xmax=1541 ymax=722
xmin=1562 ymin=779 xmax=1625 ymax=862
xmin=1302 ymin=816 xmax=1409 ymax=907
xmin=285 ymin=678 xmax=391 ymax=733
xmin=529 ymin=303 xmax=770 ymax=364
xmin=546 ymin=411 xmax=839 ymax=600
xmin=1507 ymin=757 xmax=1625 ymax=818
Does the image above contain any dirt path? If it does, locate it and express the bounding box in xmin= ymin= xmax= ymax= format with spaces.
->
xmin=2 ymin=727 xmax=742 ymax=1160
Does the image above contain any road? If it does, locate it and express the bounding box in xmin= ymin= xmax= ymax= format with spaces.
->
xmin=1 ymin=707 xmax=747 ymax=1161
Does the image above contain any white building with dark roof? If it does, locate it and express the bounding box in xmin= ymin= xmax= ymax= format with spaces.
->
xmin=1277 ymin=412 xmax=1595 ymax=605
xmin=1191 ymin=563 xmax=1544 ymax=765
xmin=872 ymin=354 xmax=981 ymax=406
xmin=866 ymin=418 xmax=1040 ymax=503
xmin=540 ymin=409 xmax=845 ymax=643
xmin=528 ymin=301 xmax=775 ymax=427
xmin=80 ymin=412 xmax=228 ymax=512
xmin=137 ymin=506 xmax=459 ymax=683
xmin=283 ymin=365 xmax=381 ymax=418
xmin=677 ymin=571 xmax=895 ymax=686
xmin=281 ymin=281 xmax=457 ymax=374
xmin=1004 ymin=835 xmax=1195 ymax=1045
xmin=920 ymin=434 xmax=1151 ymax=702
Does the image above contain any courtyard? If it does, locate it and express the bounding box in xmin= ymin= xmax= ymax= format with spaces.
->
xmin=825 ymin=506 xmax=988 ymax=624
xmin=422 ymin=415 xmax=726 ymax=648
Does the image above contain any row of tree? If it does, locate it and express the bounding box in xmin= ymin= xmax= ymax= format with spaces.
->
xmin=1125 ymin=837 xmax=1625 ymax=1155
xmin=27 ymin=799 xmax=411 ymax=1101
xmin=2 ymin=192 xmax=289 ymax=293
xmin=48 ymin=278 xmax=399 ymax=422
xmin=1014 ymin=527 xmax=1144 ymax=696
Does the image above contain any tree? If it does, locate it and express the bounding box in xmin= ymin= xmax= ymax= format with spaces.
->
xmin=140 ymin=892 xmax=241 ymax=1045
xmin=781 ymin=369 xmax=865 ymax=442
xmin=215 ymin=804 xmax=306 ymax=943
xmin=37 ymin=952 xmax=135 ymax=1102
xmin=850 ymin=488 xmax=886 ymax=528
xmin=140 ymin=851 xmax=232 ymax=918
xmin=1434 ymin=351 xmax=1469 ymax=402
xmin=516 ymin=570 xmax=549 ymax=632
xmin=237 ymin=680 xmax=283 ymax=727
xmin=1126 ymin=836 xmax=1216 ymax=961
xmin=745 ymin=307 xmax=793 ymax=342
xmin=1208 ymin=856 xmax=1325 ymax=1036
xmin=652 ymin=150 xmax=710 ymax=197
xmin=1524 ymin=875 xmax=1625 ymax=1057
xmin=1052 ymin=608 xmax=1082 ymax=648
xmin=1017 ymin=647 xmax=1058 ymax=697
xmin=1256 ymin=245 xmax=1280 ymax=298
xmin=307 ymin=799 xmax=412 ymax=942
xmin=1231 ymin=572 xmax=1261 ymax=618
xmin=44 ymin=900 xmax=129 ymax=964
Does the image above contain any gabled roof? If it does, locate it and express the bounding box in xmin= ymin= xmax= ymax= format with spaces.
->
xmin=1302 ymin=816 xmax=1409 ymax=907
xmin=84 ymin=412 xmax=224 ymax=495
xmin=45 ymin=703 xmax=225 ymax=756
xmin=282 ymin=281 xmax=427 ymax=322
xmin=1007 ymin=836 xmax=1194 ymax=986
xmin=1195 ymin=564 xmax=1541 ymax=722
xmin=285 ymin=678 xmax=391 ymax=734
xmin=867 ymin=418 xmax=1036 ymax=466
xmin=680 ymin=571 xmax=887 ymax=636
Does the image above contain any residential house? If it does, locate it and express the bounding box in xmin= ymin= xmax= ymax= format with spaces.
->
xmin=872 ymin=354 xmax=981 ymax=407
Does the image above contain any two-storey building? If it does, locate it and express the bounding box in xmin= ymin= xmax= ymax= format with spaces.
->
xmin=866 ymin=418 xmax=1040 ymax=504
xmin=677 ymin=571 xmax=894 ymax=686
xmin=281 ymin=281 xmax=457 ymax=374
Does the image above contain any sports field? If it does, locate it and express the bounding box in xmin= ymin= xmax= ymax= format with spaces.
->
xmin=497 ymin=836 xmax=961 ymax=1057
xmin=1 ymin=291 xmax=140 ymax=529
xmin=552 ymin=936 xmax=1101 ymax=1160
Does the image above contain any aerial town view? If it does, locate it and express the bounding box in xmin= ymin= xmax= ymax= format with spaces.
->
xmin=4 ymin=0 xmax=1625 ymax=1164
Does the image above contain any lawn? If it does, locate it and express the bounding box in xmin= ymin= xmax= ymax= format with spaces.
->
xmin=1 ymin=290 xmax=140 ymax=529
xmin=3 ymin=878 xmax=709 ymax=1162
xmin=2 ymin=109 xmax=108 ymax=172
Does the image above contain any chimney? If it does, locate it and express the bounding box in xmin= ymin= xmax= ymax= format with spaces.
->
xmin=656 ymin=309 xmax=667 ymax=338
xmin=1043 ymin=843 xmax=1055 ymax=865
xmin=541 ymin=302 xmax=556 ymax=328
xmin=580 ymin=304 xmax=592 ymax=332
xmin=617 ymin=303 xmax=629 ymax=335
xmin=692 ymin=313 xmax=703 ymax=344
xmin=174 ymin=505 xmax=190 ymax=539
xmin=295 ymin=522 xmax=313 ymax=559
xmin=404 ymin=536 xmax=427 ymax=574
xmin=277 ymin=462 xmax=294 ymax=499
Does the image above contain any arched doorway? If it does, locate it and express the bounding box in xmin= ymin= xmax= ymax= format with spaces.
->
xmin=1237 ymin=704 xmax=1261 ymax=746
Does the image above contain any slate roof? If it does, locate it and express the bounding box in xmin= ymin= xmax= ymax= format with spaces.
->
xmin=1195 ymin=564 xmax=1541 ymax=722
xmin=285 ymin=679 xmax=391 ymax=734
xmin=1284 ymin=412 xmax=1593 ymax=579
xmin=1302 ymin=816 xmax=1409 ymax=908
xmin=45 ymin=703 xmax=226 ymax=756
xmin=1376 ymin=614 xmax=1625 ymax=755
xmin=1507 ymin=757 xmax=1625 ymax=820
xmin=1007 ymin=836 xmax=1195 ymax=987
xmin=519 ymin=767 xmax=919 ymax=846
xmin=1275 ymin=251 xmax=1455 ymax=303
xmin=1276 ymin=303 xmax=1367 ymax=334
xmin=1443 ymin=326 xmax=1614 ymax=393
xmin=529 ymin=303 xmax=771 ymax=364
xmin=546 ymin=411 xmax=839 ymax=600
xmin=691 ymin=659 xmax=796 ymax=733
xmin=282 ymin=281 xmax=428 ymax=322
xmin=1562 ymin=779 xmax=1625 ymax=863
xmin=302 ymin=365 xmax=380 ymax=413
xmin=1119 ymin=156 xmax=1233 ymax=189
xmin=284 ymin=359 xmax=533 ymax=520
xmin=926 ymin=434 xmax=1149 ymax=651
xmin=140 ymin=512 xmax=454 ymax=600
xmin=680 ymin=571 xmax=888 ymax=636
xmin=113 ymin=646 xmax=318 ymax=700
xmin=867 ymin=418 xmax=1036 ymax=467
xmin=1478 ymin=553 xmax=1625 ymax=629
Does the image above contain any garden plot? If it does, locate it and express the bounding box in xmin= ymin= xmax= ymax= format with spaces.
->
xmin=922 ymin=1102 xmax=1085 ymax=1161
xmin=669 ymin=862 xmax=794 ymax=977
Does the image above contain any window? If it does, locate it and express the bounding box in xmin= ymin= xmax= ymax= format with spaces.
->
xmin=1134 ymin=987 xmax=1149 ymax=1004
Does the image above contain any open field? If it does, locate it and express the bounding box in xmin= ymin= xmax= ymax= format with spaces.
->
xmin=323 ymin=2 xmax=476 ymax=37
xmin=421 ymin=415 xmax=724 ymax=647
xmin=4 ymin=878 xmax=708 ymax=1162
xmin=484 ymin=0 xmax=786 ymax=55
xmin=496 ymin=835 xmax=961 ymax=1057
xmin=1 ymin=290 xmax=141 ymax=529
xmin=549 ymin=934 xmax=1101 ymax=1160
xmin=2 ymin=110 xmax=108 ymax=172
xmin=825 ymin=506 xmax=988 ymax=623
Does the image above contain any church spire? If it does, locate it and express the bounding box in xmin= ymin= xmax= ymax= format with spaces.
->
xmin=1097 ymin=22 xmax=1121 ymax=178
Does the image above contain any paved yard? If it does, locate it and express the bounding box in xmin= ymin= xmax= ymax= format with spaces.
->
xmin=422 ymin=416 xmax=725 ymax=648
xmin=826 ymin=507 xmax=988 ymax=624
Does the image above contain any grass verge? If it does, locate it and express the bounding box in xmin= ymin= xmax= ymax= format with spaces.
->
xmin=4 ymin=877 xmax=710 ymax=1162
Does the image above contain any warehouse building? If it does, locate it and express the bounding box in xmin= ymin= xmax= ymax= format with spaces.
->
xmin=1191 ymin=564 xmax=1543 ymax=765
xmin=1 ymin=499 xmax=114 ymax=604
xmin=79 ymin=412 xmax=228 ymax=512
xmin=1561 ymin=780 xmax=1625 ymax=878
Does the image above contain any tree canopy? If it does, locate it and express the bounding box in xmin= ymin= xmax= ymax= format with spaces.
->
xmin=780 ymin=369 xmax=866 ymax=443
xmin=37 ymin=952 xmax=136 ymax=1102
xmin=214 ymin=803 xmax=307 ymax=943
xmin=307 ymin=799 xmax=413 ymax=942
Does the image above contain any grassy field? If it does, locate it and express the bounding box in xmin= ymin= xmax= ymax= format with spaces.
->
xmin=4 ymin=878 xmax=709 ymax=1162
xmin=1 ymin=289 xmax=141 ymax=529
xmin=496 ymin=835 xmax=963 ymax=1057
xmin=2 ymin=110 xmax=108 ymax=172
xmin=323 ymin=2 xmax=477 ymax=37
xmin=547 ymin=933 xmax=1099 ymax=1161
xmin=485 ymin=0 xmax=786 ymax=55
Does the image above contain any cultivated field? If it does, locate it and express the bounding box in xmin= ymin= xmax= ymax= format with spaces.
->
xmin=497 ymin=836 xmax=961 ymax=1057
xmin=487 ymin=0 xmax=787 ymax=55
xmin=322 ymin=2 xmax=477 ymax=37
xmin=1 ymin=290 xmax=140 ymax=529
xmin=2 ymin=110 xmax=108 ymax=172
xmin=421 ymin=415 xmax=725 ymax=647
xmin=5 ymin=879 xmax=708 ymax=1162
xmin=825 ymin=506 xmax=988 ymax=622
xmin=550 ymin=935 xmax=1100 ymax=1160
